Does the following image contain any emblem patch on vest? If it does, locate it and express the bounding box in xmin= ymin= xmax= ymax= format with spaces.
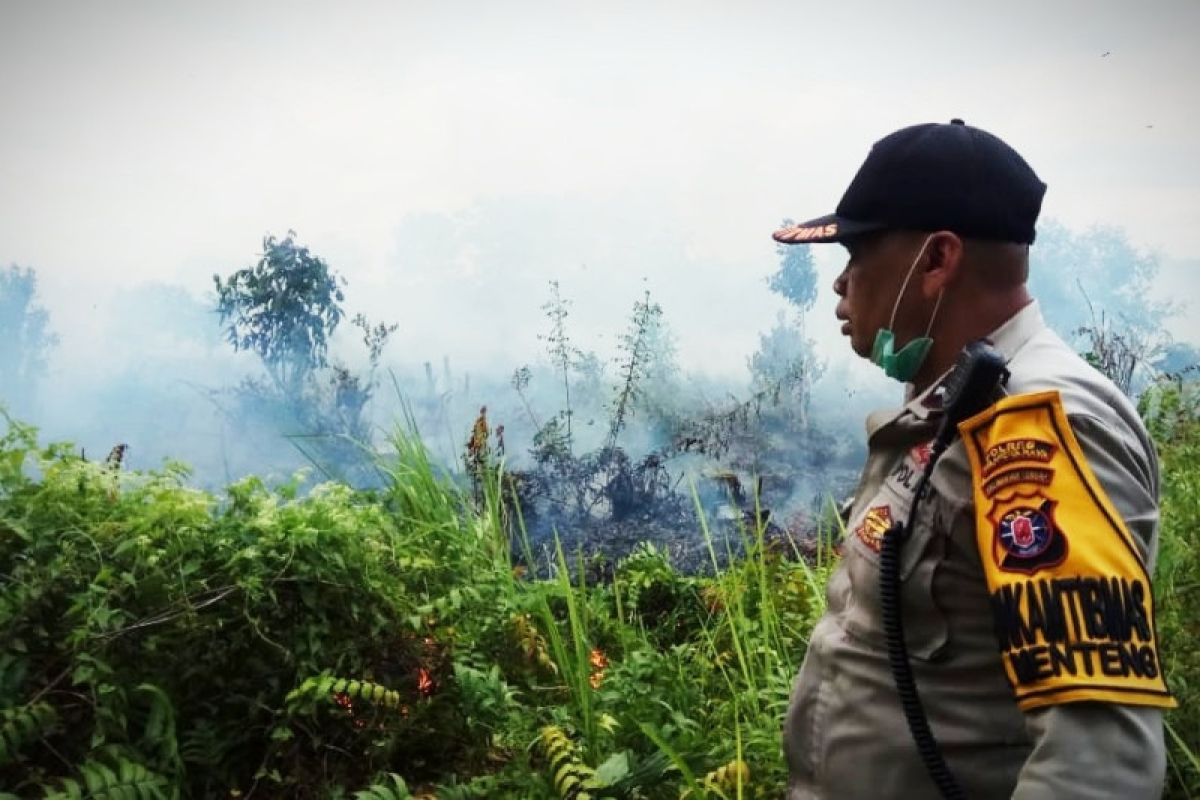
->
xmin=990 ymin=495 xmax=1067 ymax=574
xmin=853 ymin=505 xmax=892 ymax=553
xmin=959 ymin=390 xmax=1175 ymax=712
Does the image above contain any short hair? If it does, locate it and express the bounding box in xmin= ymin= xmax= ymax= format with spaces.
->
xmin=963 ymin=239 xmax=1029 ymax=289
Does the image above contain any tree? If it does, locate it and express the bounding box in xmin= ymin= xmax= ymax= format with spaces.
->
xmin=0 ymin=266 xmax=58 ymax=414
xmin=214 ymin=231 xmax=345 ymax=396
xmin=213 ymin=232 xmax=395 ymax=481
xmin=767 ymin=222 xmax=819 ymax=313
xmin=750 ymin=227 xmax=822 ymax=424
xmin=750 ymin=312 xmax=824 ymax=393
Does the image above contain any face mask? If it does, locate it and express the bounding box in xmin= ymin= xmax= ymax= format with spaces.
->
xmin=870 ymin=234 xmax=944 ymax=382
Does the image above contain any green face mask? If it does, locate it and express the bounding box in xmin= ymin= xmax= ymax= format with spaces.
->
xmin=870 ymin=234 xmax=944 ymax=383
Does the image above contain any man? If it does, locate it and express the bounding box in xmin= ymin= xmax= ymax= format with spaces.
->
xmin=773 ymin=119 xmax=1174 ymax=799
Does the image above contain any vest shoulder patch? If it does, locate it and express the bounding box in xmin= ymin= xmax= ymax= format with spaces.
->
xmin=958 ymin=390 xmax=1175 ymax=711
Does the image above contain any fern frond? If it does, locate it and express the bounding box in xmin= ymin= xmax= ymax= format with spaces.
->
xmin=680 ymin=758 xmax=751 ymax=799
xmin=43 ymin=777 xmax=84 ymax=800
xmin=538 ymin=725 xmax=602 ymax=800
xmin=354 ymin=772 xmax=412 ymax=800
xmin=134 ymin=683 xmax=181 ymax=774
xmin=44 ymin=756 xmax=170 ymax=800
xmin=286 ymin=674 xmax=403 ymax=714
xmin=0 ymin=701 xmax=57 ymax=765
xmin=178 ymin=719 xmax=231 ymax=769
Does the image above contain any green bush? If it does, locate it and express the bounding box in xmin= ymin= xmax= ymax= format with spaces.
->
xmin=1142 ymin=379 xmax=1200 ymax=797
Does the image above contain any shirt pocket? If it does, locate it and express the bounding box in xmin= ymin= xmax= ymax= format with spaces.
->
xmin=841 ymin=478 xmax=951 ymax=661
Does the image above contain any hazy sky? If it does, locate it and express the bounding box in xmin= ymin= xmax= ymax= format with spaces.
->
xmin=3 ymin=0 xmax=1198 ymax=380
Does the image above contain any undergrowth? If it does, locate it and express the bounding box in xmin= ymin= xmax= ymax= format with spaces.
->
xmin=0 ymin=412 xmax=829 ymax=798
xmin=0 ymin=378 xmax=1195 ymax=797
xmin=1142 ymin=378 xmax=1200 ymax=797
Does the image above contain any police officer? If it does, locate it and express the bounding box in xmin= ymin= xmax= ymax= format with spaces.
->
xmin=773 ymin=119 xmax=1174 ymax=799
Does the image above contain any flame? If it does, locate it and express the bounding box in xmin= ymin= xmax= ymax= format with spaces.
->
xmin=417 ymin=667 xmax=435 ymax=696
xmin=589 ymin=648 xmax=608 ymax=688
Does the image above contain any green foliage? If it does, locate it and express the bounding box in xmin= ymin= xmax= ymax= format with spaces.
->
xmin=0 ymin=420 xmax=453 ymax=794
xmin=353 ymin=773 xmax=412 ymax=800
xmin=1141 ymin=377 xmax=1200 ymax=797
xmin=214 ymin=231 xmax=346 ymax=394
xmin=537 ymin=724 xmax=603 ymax=799
xmin=608 ymin=289 xmax=672 ymax=448
xmin=285 ymin=675 xmax=405 ymax=715
xmin=43 ymin=755 xmax=172 ymax=800
xmin=211 ymin=231 xmax=397 ymax=479
xmin=2 ymin=383 xmax=1195 ymax=798
xmin=0 ymin=701 xmax=57 ymax=764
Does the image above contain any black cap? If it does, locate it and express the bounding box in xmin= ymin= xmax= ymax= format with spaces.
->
xmin=773 ymin=119 xmax=1047 ymax=245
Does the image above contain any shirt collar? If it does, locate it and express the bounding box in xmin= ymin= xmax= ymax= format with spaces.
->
xmin=985 ymin=298 xmax=1045 ymax=362
xmin=865 ymin=299 xmax=1046 ymax=440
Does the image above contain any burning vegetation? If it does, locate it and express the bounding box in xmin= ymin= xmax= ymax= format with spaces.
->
xmin=456 ymin=278 xmax=854 ymax=576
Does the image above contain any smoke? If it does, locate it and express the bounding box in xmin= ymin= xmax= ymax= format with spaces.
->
xmin=4 ymin=206 xmax=1197 ymax=575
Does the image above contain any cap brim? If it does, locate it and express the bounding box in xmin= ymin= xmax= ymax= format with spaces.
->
xmin=772 ymin=214 xmax=887 ymax=244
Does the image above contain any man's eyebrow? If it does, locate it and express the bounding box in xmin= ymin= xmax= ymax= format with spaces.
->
xmin=844 ymin=232 xmax=885 ymax=257
xmin=844 ymin=238 xmax=869 ymax=257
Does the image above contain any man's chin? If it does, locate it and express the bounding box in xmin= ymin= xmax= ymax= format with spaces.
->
xmin=848 ymin=336 xmax=872 ymax=359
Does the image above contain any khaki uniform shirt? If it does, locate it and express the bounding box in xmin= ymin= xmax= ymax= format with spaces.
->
xmin=784 ymin=301 xmax=1170 ymax=799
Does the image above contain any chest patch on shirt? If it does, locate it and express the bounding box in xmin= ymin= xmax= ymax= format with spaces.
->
xmin=958 ymin=390 xmax=1175 ymax=712
xmin=853 ymin=505 xmax=893 ymax=553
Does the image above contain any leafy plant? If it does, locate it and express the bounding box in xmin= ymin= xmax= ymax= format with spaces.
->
xmin=608 ymin=289 xmax=665 ymax=449
xmin=0 ymin=702 xmax=57 ymax=765
xmin=1141 ymin=377 xmax=1200 ymax=797
xmin=541 ymin=280 xmax=578 ymax=457
xmin=214 ymin=231 xmax=346 ymax=395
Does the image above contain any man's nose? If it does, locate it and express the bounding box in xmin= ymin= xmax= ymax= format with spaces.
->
xmin=833 ymin=269 xmax=848 ymax=296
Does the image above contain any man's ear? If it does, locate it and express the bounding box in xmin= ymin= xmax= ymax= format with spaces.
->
xmin=921 ymin=231 xmax=963 ymax=297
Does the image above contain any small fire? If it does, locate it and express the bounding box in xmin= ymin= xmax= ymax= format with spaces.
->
xmin=417 ymin=667 xmax=435 ymax=697
xmin=588 ymin=648 xmax=608 ymax=689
